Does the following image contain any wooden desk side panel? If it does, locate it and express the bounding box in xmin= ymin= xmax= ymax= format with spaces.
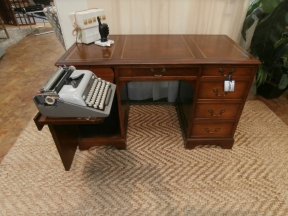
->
xmin=48 ymin=125 xmax=79 ymax=171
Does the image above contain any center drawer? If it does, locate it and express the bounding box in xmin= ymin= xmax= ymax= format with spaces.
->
xmin=118 ymin=67 xmax=199 ymax=78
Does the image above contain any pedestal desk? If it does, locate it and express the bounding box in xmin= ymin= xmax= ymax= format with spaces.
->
xmin=34 ymin=35 xmax=260 ymax=170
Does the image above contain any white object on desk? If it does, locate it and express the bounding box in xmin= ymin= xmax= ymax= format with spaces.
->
xmin=95 ymin=39 xmax=114 ymax=47
xmin=69 ymin=9 xmax=105 ymax=30
xmin=69 ymin=9 xmax=105 ymax=44
xmin=76 ymin=27 xmax=101 ymax=44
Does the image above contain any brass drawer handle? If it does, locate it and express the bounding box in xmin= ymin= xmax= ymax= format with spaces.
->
xmin=208 ymin=109 xmax=225 ymax=117
xmin=213 ymin=88 xmax=227 ymax=97
xmin=219 ymin=68 xmax=225 ymax=76
xmin=150 ymin=68 xmax=166 ymax=77
xmin=219 ymin=68 xmax=235 ymax=76
xmin=204 ymin=127 xmax=220 ymax=134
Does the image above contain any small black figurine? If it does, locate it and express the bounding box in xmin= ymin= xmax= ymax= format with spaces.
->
xmin=97 ymin=16 xmax=109 ymax=42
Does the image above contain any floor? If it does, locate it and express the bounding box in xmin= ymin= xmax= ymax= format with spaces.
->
xmin=0 ymin=24 xmax=65 ymax=163
xmin=0 ymin=24 xmax=288 ymax=164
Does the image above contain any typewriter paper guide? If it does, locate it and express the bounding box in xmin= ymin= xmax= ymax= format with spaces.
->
xmin=58 ymin=70 xmax=92 ymax=106
xmin=33 ymin=69 xmax=116 ymax=118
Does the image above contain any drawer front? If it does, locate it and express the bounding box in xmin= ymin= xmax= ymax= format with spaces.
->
xmin=191 ymin=123 xmax=234 ymax=137
xmin=135 ymin=67 xmax=199 ymax=77
xmin=118 ymin=68 xmax=133 ymax=77
xmin=202 ymin=66 xmax=253 ymax=77
xmin=194 ymin=103 xmax=241 ymax=119
xmin=197 ymin=81 xmax=249 ymax=99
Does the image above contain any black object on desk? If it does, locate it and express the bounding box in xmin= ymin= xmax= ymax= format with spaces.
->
xmin=97 ymin=16 xmax=109 ymax=42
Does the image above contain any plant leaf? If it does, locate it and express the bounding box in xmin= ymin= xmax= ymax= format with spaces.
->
xmin=256 ymin=64 xmax=270 ymax=86
xmin=261 ymin=0 xmax=281 ymax=13
xmin=245 ymin=0 xmax=262 ymax=17
xmin=250 ymin=0 xmax=288 ymax=62
xmin=274 ymin=38 xmax=288 ymax=48
xmin=241 ymin=7 xmax=265 ymax=41
xmin=283 ymin=57 xmax=288 ymax=67
xmin=283 ymin=28 xmax=288 ymax=37
xmin=272 ymin=43 xmax=288 ymax=61
xmin=278 ymin=74 xmax=288 ymax=89
xmin=241 ymin=15 xmax=256 ymax=41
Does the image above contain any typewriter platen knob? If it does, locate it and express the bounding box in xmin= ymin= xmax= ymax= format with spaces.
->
xmin=69 ymin=66 xmax=76 ymax=71
xmin=45 ymin=96 xmax=56 ymax=105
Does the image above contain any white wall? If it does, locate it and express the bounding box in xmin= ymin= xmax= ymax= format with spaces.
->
xmin=87 ymin=0 xmax=251 ymax=42
xmin=54 ymin=0 xmax=88 ymax=49
xmin=54 ymin=0 xmax=251 ymax=49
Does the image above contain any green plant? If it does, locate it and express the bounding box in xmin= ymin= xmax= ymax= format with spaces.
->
xmin=241 ymin=0 xmax=288 ymax=90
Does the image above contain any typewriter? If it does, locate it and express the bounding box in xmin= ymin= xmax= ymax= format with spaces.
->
xmin=33 ymin=66 xmax=116 ymax=118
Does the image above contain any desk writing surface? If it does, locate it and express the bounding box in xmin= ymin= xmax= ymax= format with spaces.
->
xmin=57 ymin=35 xmax=259 ymax=66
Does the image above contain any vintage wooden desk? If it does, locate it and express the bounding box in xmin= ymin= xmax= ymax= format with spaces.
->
xmin=34 ymin=35 xmax=260 ymax=170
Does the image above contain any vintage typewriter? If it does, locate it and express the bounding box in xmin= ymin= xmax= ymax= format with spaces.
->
xmin=33 ymin=66 xmax=116 ymax=118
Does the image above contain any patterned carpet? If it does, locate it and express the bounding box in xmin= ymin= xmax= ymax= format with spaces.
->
xmin=0 ymin=27 xmax=35 ymax=50
xmin=0 ymin=100 xmax=288 ymax=215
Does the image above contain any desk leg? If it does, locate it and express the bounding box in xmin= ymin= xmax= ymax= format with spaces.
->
xmin=48 ymin=125 xmax=79 ymax=171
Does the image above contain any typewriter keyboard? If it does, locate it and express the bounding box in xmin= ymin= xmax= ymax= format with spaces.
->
xmin=84 ymin=77 xmax=112 ymax=110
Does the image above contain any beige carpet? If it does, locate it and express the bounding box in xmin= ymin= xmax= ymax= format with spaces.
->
xmin=0 ymin=100 xmax=288 ymax=215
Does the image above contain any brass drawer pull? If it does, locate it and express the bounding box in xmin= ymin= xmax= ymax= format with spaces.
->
xmin=219 ymin=68 xmax=225 ymax=76
xmin=213 ymin=88 xmax=227 ymax=97
xmin=208 ymin=109 xmax=225 ymax=117
xmin=204 ymin=127 xmax=220 ymax=134
xmin=150 ymin=68 xmax=166 ymax=77
xmin=219 ymin=68 xmax=235 ymax=76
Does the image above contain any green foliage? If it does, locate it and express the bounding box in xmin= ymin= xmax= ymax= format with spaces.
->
xmin=241 ymin=0 xmax=282 ymax=41
xmin=274 ymin=28 xmax=288 ymax=48
xmin=256 ymin=64 xmax=269 ymax=87
xmin=261 ymin=0 xmax=281 ymax=13
xmin=279 ymin=74 xmax=288 ymax=89
xmin=241 ymin=0 xmax=288 ymax=90
xmin=250 ymin=2 xmax=288 ymax=62
xmin=245 ymin=0 xmax=261 ymax=17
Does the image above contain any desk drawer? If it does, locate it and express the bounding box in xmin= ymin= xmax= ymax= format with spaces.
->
xmin=191 ymin=123 xmax=234 ymax=137
xmin=197 ymin=81 xmax=249 ymax=99
xmin=118 ymin=67 xmax=199 ymax=78
xmin=118 ymin=69 xmax=133 ymax=78
xmin=135 ymin=67 xmax=199 ymax=77
xmin=194 ymin=103 xmax=241 ymax=119
xmin=202 ymin=66 xmax=253 ymax=77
